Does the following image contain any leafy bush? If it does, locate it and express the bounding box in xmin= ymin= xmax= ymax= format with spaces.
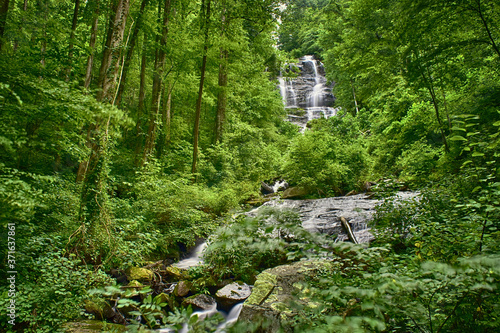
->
xmin=0 ymin=241 xmax=112 ymax=332
xmin=283 ymin=112 xmax=370 ymax=195
xmin=201 ymin=207 xmax=307 ymax=283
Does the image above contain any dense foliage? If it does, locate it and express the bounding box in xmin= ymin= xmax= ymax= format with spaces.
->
xmin=0 ymin=0 xmax=499 ymax=331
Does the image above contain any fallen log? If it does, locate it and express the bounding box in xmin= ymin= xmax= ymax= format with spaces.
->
xmin=340 ymin=216 xmax=359 ymax=244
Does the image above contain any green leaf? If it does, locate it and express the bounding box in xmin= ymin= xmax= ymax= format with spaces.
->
xmin=449 ymin=135 xmax=467 ymax=141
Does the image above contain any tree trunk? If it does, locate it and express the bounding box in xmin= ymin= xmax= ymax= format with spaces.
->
xmin=134 ymin=36 xmax=147 ymax=166
xmin=65 ymin=0 xmax=80 ymax=81
xmin=214 ymin=2 xmax=227 ymax=144
xmin=340 ymin=217 xmax=358 ymax=244
xmin=191 ymin=0 xmax=211 ymax=177
xmin=115 ymin=0 xmax=149 ymax=106
xmin=157 ymin=80 xmax=172 ymax=158
xmin=84 ymin=0 xmax=99 ymax=89
xmin=96 ymin=0 xmax=131 ymax=103
xmin=142 ymin=0 xmax=172 ymax=164
xmin=0 ymin=0 xmax=10 ymax=51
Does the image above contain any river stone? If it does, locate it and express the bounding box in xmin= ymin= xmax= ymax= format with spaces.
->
xmin=183 ymin=294 xmax=216 ymax=310
xmin=239 ymin=260 xmax=335 ymax=333
xmin=174 ymin=280 xmax=191 ymax=297
xmin=215 ymin=282 xmax=252 ymax=310
xmin=126 ymin=267 xmax=153 ymax=282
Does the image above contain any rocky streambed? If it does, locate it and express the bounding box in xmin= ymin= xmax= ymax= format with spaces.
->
xmin=66 ymin=190 xmax=417 ymax=332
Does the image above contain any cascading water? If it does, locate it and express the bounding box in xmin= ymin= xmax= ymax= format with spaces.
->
xmin=278 ymin=55 xmax=339 ymax=130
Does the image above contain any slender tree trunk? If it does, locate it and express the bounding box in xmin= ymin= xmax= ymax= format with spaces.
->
xmin=66 ymin=0 xmax=80 ymax=81
xmin=192 ymin=0 xmax=211 ymax=176
xmin=142 ymin=0 xmax=172 ymax=164
xmin=0 ymin=0 xmax=10 ymax=51
xmin=115 ymin=0 xmax=149 ymax=106
xmin=157 ymin=80 xmax=172 ymax=157
xmin=134 ymin=35 xmax=147 ymax=166
xmin=421 ymin=70 xmax=450 ymax=152
xmin=84 ymin=0 xmax=99 ymax=89
xmin=215 ymin=2 xmax=228 ymax=144
xmin=476 ymin=0 xmax=500 ymax=60
xmin=351 ymin=79 xmax=359 ymax=115
xmin=215 ymin=49 xmax=227 ymax=144
xmin=13 ymin=0 xmax=27 ymax=52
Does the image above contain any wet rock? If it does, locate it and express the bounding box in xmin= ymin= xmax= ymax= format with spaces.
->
xmin=183 ymin=294 xmax=216 ymax=310
xmin=258 ymin=192 xmax=418 ymax=243
xmin=239 ymin=260 xmax=334 ymax=333
xmin=215 ymin=282 xmax=252 ymax=310
xmin=126 ymin=267 xmax=153 ymax=282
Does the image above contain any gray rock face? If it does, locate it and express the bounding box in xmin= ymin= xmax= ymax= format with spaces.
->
xmin=215 ymin=282 xmax=252 ymax=310
xmin=183 ymin=294 xmax=216 ymax=311
xmin=253 ymin=192 xmax=417 ymax=243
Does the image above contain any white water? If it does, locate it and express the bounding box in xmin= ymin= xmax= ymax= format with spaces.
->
xmin=173 ymin=241 xmax=207 ymax=269
xmin=278 ymin=55 xmax=338 ymax=130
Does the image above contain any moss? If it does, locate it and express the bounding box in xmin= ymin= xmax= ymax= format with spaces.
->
xmin=126 ymin=267 xmax=153 ymax=281
xmin=245 ymin=271 xmax=277 ymax=305
xmin=63 ymin=320 xmax=126 ymax=333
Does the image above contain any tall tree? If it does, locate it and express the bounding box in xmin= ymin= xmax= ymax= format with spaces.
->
xmin=114 ymin=0 xmax=149 ymax=106
xmin=65 ymin=0 xmax=80 ymax=81
xmin=0 ymin=0 xmax=9 ymax=51
xmin=191 ymin=0 xmax=211 ymax=176
xmin=142 ymin=0 xmax=172 ymax=164
xmin=77 ymin=0 xmax=131 ymax=262
xmin=84 ymin=0 xmax=100 ymax=89
xmin=214 ymin=0 xmax=227 ymax=144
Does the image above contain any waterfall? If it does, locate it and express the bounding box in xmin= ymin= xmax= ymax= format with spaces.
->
xmin=278 ymin=55 xmax=339 ymax=130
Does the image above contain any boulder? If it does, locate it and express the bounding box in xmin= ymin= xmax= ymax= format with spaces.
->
xmin=126 ymin=267 xmax=153 ymax=282
xmin=239 ymin=260 xmax=335 ymax=333
xmin=281 ymin=186 xmax=308 ymax=199
xmin=183 ymin=294 xmax=216 ymax=310
xmin=165 ymin=265 xmax=189 ymax=280
xmin=174 ymin=280 xmax=192 ymax=297
xmin=215 ymin=282 xmax=252 ymax=310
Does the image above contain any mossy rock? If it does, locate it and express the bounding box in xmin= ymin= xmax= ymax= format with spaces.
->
xmin=63 ymin=320 xmax=126 ymax=333
xmin=240 ymin=260 xmax=336 ymax=333
xmin=84 ymin=300 xmax=114 ymax=320
xmin=126 ymin=267 xmax=153 ymax=282
xmin=281 ymin=187 xmax=309 ymax=199
xmin=165 ymin=265 xmax=189 ymax=280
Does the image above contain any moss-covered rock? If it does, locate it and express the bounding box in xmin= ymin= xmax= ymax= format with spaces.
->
xmin=239 ymin=260 xmax=335 ymax=333
xmin=165 ymin=265 xmax=189 ymax=280
xmin=84 ymin=300 xmax=114 ymax=320
xmin=63 ymin=320 xmax=126 ymax=333
xmin=126 ymin=267 xmax=153 ymax=282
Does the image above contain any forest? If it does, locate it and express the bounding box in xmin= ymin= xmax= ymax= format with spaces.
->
xmin=0 ymin=0 xmax=499 ymax=332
